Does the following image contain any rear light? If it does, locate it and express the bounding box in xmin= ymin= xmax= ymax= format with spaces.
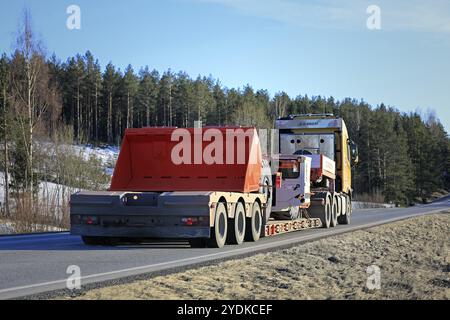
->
xmin=181 ymin=217 xmax=208 ymax=226
xmin=182 ymin=217 xmax=194 ymax=226
xmin=275 ymin=172 xmax=282 ymax=189
xmin=83 ymin=215 xmax=99 ymax=225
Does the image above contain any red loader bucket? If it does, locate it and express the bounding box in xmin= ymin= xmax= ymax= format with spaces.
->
xmin=109 ymin=127 xmax=262 ymax=193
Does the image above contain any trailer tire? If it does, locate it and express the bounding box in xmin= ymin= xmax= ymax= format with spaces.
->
xmin=245 ymin=202 xmax=262 ymax=242
xmin=228 ymin=202 xmax=246 ymax=245
xmin=207 ymin=202 xmax=228 ymax=248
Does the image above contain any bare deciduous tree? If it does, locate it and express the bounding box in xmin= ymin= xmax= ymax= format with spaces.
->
xmin=9 ymin=10 xmax=61 ymax=211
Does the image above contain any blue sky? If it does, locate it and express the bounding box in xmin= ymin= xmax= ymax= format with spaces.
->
xmin=1 ymin=0 xmax=449 ymax=131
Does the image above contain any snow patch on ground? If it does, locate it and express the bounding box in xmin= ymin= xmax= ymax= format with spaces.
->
xmin=38 ymin=142 xmax=119 ymax=176
xmin=0 ymin=220 xmax=14 ymax=234
xmin=71 ymin=144 xmax=119 ymax=172
xmin=0 ymin=220 xmax=65 ymax=235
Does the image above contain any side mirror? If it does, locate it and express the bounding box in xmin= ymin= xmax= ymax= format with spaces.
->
xmin=349 ymin=140 xmax=359 ymax=166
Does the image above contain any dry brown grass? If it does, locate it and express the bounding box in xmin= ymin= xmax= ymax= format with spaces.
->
xmin=6 ymin=192 xmax=69 ymax=233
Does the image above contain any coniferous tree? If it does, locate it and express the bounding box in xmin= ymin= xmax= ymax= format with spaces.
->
xmin=102 ymin=63 xmax=119 ymax=144
xmin=158 ymin=71 xmax=174 ymax=126
xmin=83 ymin=51 xmax=102 ymax=142
xmin=122 ymin=65 xmax=139 ymax=129
xmin=137 ymin=67 xmax=159 ymax=127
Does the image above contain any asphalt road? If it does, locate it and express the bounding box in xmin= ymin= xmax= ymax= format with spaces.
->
xmin=0 ymin=196 xmax=448 ymax=300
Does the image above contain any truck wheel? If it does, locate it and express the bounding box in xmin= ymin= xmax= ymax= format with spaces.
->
xmin=246 ymin=202 xmax=262 ymax=242
xmin=338 ymin=195 xmax=351 ymax=225
xmin=228 ymin=202 xmax=246 ymax=245
xmin=207 ymin=202 xmax=228 ymax=248
xmin=309 ymin=193 xmax=331 ymax=228
xmin=330 ymin=195 xmax=338 ymax=227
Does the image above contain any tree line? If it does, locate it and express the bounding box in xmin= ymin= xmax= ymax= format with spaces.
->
xmin=0 ymin=12 xmax=449 ymax=220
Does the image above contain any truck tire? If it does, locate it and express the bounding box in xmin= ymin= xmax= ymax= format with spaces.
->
xmin=81 ymin=236 xmax=118 ymax=246
xmin=309 ymin=192 xmax=331 ymax=228
xmin=207 ymin=202 xmax=228 ymax=248
xmin=338 ymin=195 xmax=351 ymax=225
xmin=330 ymin=195 xmax=338 ymax=227
xmin=245 ymin=201 xmax=262 ymax=242
xmin=228 ymin=202 xmax=246 ymax=245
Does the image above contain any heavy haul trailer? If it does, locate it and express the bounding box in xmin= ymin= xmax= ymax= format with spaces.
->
xmin=70 ymin=116 xmax=358 ymax=248
xmin=71 ymin=127 xmax=277 ymax=248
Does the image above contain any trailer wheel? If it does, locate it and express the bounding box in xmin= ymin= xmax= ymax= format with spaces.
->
xmin=228 ymin=202 xmax=246 ymax=245
xmin=245 ymin=202 xmax=262 ymax=242
xmin=330 ymin=195 xmax=338 ymax=227
xmin=207 ymin=202 xmax=228 ymax=248
xmin=338 ymin=195 xmax=351 ymax=225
